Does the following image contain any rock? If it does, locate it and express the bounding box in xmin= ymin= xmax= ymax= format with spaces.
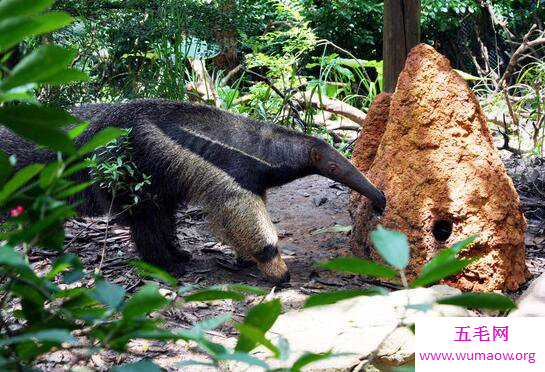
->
xmin=227 ymin=285 xmax=468 ymax=371
xmin=350 ymin=44 xmax=528 ymax=292
xmin=509 ymin=273 xmax=545 ymax=317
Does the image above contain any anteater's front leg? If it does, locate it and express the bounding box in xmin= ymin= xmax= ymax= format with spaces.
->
xmin=128 ymin=198 xmax=190 ymax=275
xmin=206 ymin=193 xmax=290 ymax=284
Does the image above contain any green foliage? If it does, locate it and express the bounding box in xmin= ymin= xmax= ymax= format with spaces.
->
xmin=301 ymin=0 xmax=383 ymax=55
xmin=421 ymin=0 xmax=479 ymax=32
xmin=0 ymin=0 xmax=529 ymax=369
xmin=0 ymin=2 xmax=286 ymax=370
xmin=88 ymin=128 xmax=151 ymax=208
xmin=437 ymin=293 xmax=517 ymax=311
xmin=370 ymin=225 xmax=410 ymax=270
xmin=310 ymin=226 xmax=515 ymax=313
xmin=318 ymin=257 xmax=398 ymax=279
xmin=303 ymin=288 xmax=387 ymax=308
xmin=236 ymin=299 xmax=282 ymax=353
xmin=410 ymin=236 xmax=478 ymax=288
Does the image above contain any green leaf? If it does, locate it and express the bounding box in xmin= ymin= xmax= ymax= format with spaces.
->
xmin=112 ymin=360 xmax=161 ymax=372
xmin=54 ymin=181 xmax=93 ymax=199
xmin=311 ymin=224 xmax=352 ymax=235
xmin=130 ymin=260 xmax=177 ymax=287
xmin=0 ymin=105 xmax=78 ymax=127
xmin=8 ymin=205 xmax=75 ymax=245
xmin=291 ymin=352 xmax=337 ymax=372
xmin=94 ymin=279 xmax=126 ymax=310
xmin=122 ymin=284 xmax=169 ymax=319
xmin=46 ymin=253 xmax=82 ymax=280
xmin=410 ymin=259 xmax=474 ymax=288
xmin=319 ymin=257 xmax=398 ymax=278
xmin=410 ymin=236 xmax=478 ymax=288
xmin=37 ymin=68 xmax=88 ymax=85
xmin=77 ymin=127 xmax=124 ymax=155
xmin=234 ymin=323 xmax=280 ymax=357
xmin=236 ymin=299 xmax=281 ymax=353
xmin=39 ymin=161 xmax=62 ymax=188
xmin=450 ymin=235 xmax=478 ymax=254
xmin=393 ymin=367 xmax=416 ymax=372
xmin=0 ymin=329 xmax=77 ymax=347
xmin=0 ymin=90 xmax=35 ymax=103
xmin=454 ymin=69 xmax=482 ymax=81
xmin=370 ymin=225 xmax=409 ymax=270
xmin=177 ymin=313 xmax=232 ymax=340
xmin=1 ymin=45 xmax=76 ymax=90
xmin=304 ymin=287 xmax=387 ymax=308
xmin=0 ymin=163 xmax=44 ymax=202
xmin=0 ymin=0 xmax=54 ymax=21
xmin=0 ymin=12 xmax=72 ymax=53
xmin=176 ymin=361 xmax=216 ymax=368
xmin=0 ymin=245 xmax=27 ymax=268
xmin=215 ymin=352 xmax=270 ymax=369
xmin=437 ymin=293 xmax=517 ymax=311
xmin=0 ymin=150 xmax=12 ymax=186
xmin=225 ymin=284 xmax=266 ymax=296
xmin=0 ymin=105 xmax=76 ymax=153
xmin=183 ymin=289 xmax=245 ymax=302
xmin=67 ymin=121 xmax=89 ymax=139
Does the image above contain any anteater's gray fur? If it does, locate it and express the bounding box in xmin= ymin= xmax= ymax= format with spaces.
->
xmin=0 ymin=99 xmax=385 ymax=283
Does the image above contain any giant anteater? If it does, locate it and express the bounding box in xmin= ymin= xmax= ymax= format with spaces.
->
xmin=0 ymin=99 xmax=386 ymax=284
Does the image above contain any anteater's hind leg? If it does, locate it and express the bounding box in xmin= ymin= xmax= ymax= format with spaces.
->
xmin=206 ymin=193 xmax=290 ymax=284
xmin=128 ymin=198 xmax=190 ymax=276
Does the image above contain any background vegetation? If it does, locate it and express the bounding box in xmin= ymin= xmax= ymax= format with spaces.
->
xmin=0 ymin=0 xmax=543 ymax=370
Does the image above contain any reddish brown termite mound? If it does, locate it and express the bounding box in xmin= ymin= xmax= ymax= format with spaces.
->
xmin=350 ymin=44 xmax=529 ymax=291
xmin=351 ymin=92 xmax=392 ymax=173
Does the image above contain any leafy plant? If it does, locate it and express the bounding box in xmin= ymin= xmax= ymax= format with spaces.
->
xmin=307 ymin=226 xmax=516 ymax=312
xmin=89 ymin=128 xmax=151 ymax=209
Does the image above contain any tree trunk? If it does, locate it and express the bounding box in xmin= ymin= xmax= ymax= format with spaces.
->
xmin=212 ymin=0 xmax=239 ymax=70
xmin=383 ymin=0 xmax=421 ymax=92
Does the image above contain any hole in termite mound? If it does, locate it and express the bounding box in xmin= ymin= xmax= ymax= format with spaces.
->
xmin=432 ymin=220 xmax=453 ymax=242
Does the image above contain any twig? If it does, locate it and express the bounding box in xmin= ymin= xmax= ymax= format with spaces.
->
xmin=499 ymin=25 xmax=545 ymax=88
xmin=502 ymin=87 xmax=520 ymax=130
xmin=243 ymin=68 xmax=308 ymax=131
xmin=65 ymin=220 xmax=98 ymax=249
xmin=496 ymin=113 xmax=527 ymax=155
xmin=97 ymin=196 xmax=116 ymax=273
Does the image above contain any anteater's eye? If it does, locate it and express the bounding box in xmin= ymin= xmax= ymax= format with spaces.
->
xmin=329 ymin=163 xmax=337 ymax=173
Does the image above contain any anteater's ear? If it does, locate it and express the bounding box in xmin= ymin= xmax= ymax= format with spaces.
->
xmin=310 ymin=147 xmax=321 ymax=163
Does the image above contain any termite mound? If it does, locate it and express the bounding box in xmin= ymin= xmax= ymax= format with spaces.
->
xmin=350 ymin=44 xmax=528 ymax=291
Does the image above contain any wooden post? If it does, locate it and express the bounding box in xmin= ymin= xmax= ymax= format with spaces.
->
xmin=383 ymin=0 xmax=421 ymax=92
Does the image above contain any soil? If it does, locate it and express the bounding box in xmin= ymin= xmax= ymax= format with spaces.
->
xmin=31 ymin=160 xmax=545 ymax=370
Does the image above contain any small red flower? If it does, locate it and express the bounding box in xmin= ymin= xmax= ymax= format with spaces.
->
xmin=10 ymin=206 xmax=24 ymax=218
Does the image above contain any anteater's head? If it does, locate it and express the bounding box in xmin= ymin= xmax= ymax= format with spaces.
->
xmin=310 ymin=141 xmax=386 ymax=213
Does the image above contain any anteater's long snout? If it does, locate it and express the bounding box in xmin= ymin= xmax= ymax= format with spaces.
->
xmin=339 ymin=166 xmax=386 ymax=213
xmin=311 ymin=143 xmax=386 ymax=213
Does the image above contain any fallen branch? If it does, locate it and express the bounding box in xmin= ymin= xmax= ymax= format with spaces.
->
xmin=293 ymin=92 xmax=367 ymax=126
xmin=221 ymin=63 xmax=243 ymax=86
xmin=231 ymin=93 xmax=253 ymax=106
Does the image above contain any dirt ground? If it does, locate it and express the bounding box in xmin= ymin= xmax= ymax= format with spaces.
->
xmin=33 ymin=157 xmax=545 ymax=370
